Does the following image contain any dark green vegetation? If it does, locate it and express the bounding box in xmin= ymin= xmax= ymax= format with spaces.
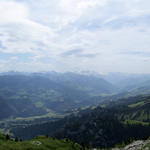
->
xmin=0 ymin=133 xmax=86 ymax=150
xmin=12 ymin=95 xmax=150 ymax=148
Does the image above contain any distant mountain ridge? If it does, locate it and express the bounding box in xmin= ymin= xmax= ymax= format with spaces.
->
xmin=1 ymin=71 xmax=150 ymax=121
xmin=0 ymin=72 xmax=115 ymax=120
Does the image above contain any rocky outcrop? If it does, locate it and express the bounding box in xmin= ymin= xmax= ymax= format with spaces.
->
xmin=93 ymin=139 xmax=150 ymax=150
xmin=123 ymin=140 xmax=146 ymax=150
xmin=114 ymin=140 xmax=150 ymax=150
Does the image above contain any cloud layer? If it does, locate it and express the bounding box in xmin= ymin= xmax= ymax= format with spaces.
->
xmin=0 ymin=0 xmax=150 ymax=73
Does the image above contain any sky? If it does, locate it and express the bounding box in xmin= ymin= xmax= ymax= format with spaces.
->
xmin=0 ymin=0 xmax=150 ymax=74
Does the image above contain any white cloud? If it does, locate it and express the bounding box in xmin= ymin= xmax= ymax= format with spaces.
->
xmin=0 ymin=1 xmax=28 ymax=23
xmin=0 ymin=0 xmax=150 ymax=73
xmin=0 ymin=0 xmax=56 ymax=55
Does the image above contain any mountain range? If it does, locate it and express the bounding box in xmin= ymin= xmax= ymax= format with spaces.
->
xmin=1 ymin=71 xmax=150 ymax=149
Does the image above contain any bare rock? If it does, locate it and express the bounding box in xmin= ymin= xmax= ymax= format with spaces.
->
xmin=123 ymin=140 xmax=144 ymax=150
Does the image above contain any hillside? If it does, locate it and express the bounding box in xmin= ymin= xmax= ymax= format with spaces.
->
xmin=11 ymin=95 xmax=150 ymax=148
xmin=2 ymin=132 xmax=150 ymax=150
xmin=102 ymin=73 xmax=150 ymax=95
xmin=104 ymin=95 xmax=150 ymax=123
xmin=0 ymin=73 xmax=114 ymax=120
xmin=42 ymin=72 xmax=115 ymax=95
xmin=0 ymin=133 xmax=86 ymax=150
xmin=1 ymin=72 xmax=150 ymax=121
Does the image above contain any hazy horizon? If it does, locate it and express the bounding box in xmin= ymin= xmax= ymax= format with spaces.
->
xmin=0 ymin=0 xmax=150 ymax=74
xmin=1 ymin=69 xmax=150 ymax=75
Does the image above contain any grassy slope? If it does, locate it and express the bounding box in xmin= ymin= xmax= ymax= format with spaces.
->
xmin=105 ymin=95 xmax=150 ymax=124
xmin=0 ymin=134 xmax=85 ymax=150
